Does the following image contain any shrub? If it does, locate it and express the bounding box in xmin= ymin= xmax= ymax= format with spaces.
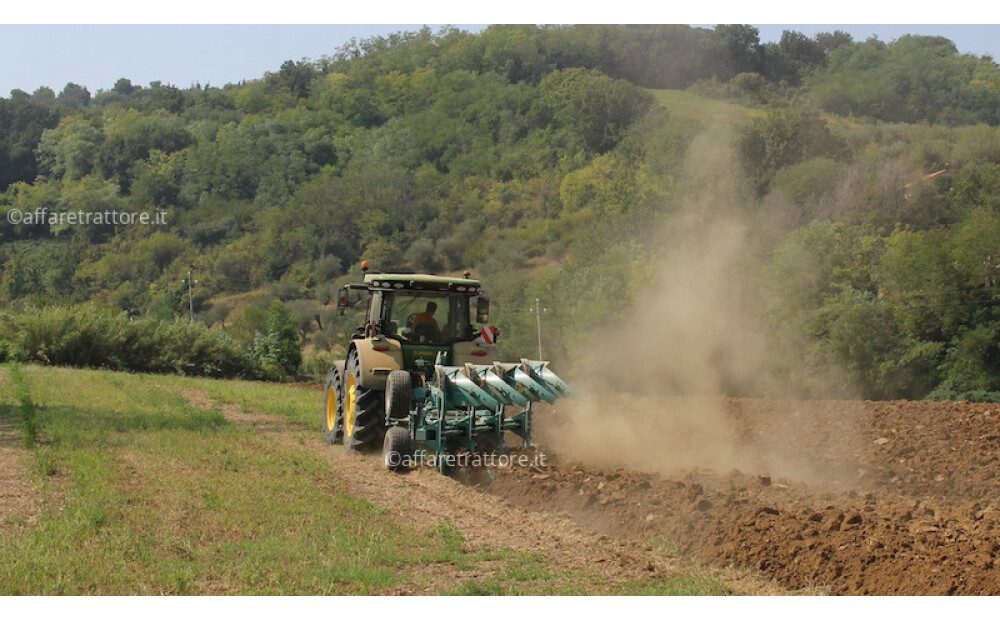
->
xmin=0 ymin=303 xmax=260 ymax=379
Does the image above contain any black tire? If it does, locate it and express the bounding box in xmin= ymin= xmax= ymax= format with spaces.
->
xmin=343 ymin=347 xmax=385 ymax=452
xmin=384 ymin=370 xmax=412 ymax=421
xmin=322 ymin=361 xmax=346 ymax=445
xmin=383 ymin=426 xmax=413 ymax=472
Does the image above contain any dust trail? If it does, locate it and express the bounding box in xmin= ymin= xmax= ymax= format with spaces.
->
xmin=545 ymin=129 xmax=866 ymax=486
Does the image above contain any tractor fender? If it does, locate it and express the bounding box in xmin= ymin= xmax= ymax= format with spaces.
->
xmin=452 ymin=340 xmax=502 ymax=366
xmin=351 ymin=337 xmax=404 ymax=390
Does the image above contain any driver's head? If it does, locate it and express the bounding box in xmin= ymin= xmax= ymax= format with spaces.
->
xmin=425 ymin=302 xmax=437 ymax=315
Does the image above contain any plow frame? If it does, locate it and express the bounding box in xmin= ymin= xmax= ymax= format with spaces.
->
xmin=390 ymin=359 xmax=571 ymax=473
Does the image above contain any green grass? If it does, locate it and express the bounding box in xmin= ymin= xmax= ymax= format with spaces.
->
xmin=3 ymin=364 xmax=40 ymax=446
xmin=647 ymin=88 xmax=761 ymax=127
xmin=0 ymin=365 xmax=734 ymax=595
xmin=445 ymin=552 xmax=732 ymax=596
xmin=153 ymin=373 xmax=321 ymax=429
xmin=0 ymin=366 xmax=433 ymax=594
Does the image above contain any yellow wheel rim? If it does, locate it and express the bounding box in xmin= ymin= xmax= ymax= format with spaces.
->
xmin=345 ymin=374 xmax=357 ymax=438
xmin=325 ymin=385 xmax=337 ymax=432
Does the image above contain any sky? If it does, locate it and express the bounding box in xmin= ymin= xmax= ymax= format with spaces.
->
xmin=3 ymin=4 xmax=1000 ymax=97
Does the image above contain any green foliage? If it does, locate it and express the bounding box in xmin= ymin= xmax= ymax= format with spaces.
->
xmin=56 ymin=82 xmax=91 ymax=109
xmin=559 ymin=152 xmax=637 ymax=217
xmin=0 ymin=97 xmax=61 ymax=190
xmin=98 ymin=109 xmax=193 ymax=192
xmin=228 ymin=302 xmax=269 ymax=348
xmin=737 ymin=107 xmax=846 ymax=195
xmin=535 ymin=68 xmax=655 ymax=155
xmin=770 ymin=157 xmax=840 ymax=206
xmin=934 ymin=324 xmax=1000 ymax=395
xmin=0 ymin=304 xmax=259 ymax=378
xmin=809 ymin=35 xmax=1000 ymax=125
xmin=816 ymin=290 xmax=906 ymax=399
xmin=253 ymin=300 xmax=303 ymax=379
xmin=36 ymin=116 xmax=102 ymax=180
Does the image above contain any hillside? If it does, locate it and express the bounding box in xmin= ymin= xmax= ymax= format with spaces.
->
xmin=1 ymin=24 xmax=1000 ymax=400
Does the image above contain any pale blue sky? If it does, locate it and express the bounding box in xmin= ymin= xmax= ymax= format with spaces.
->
xmin=2 ymin=23 xmax=1000 ymax=97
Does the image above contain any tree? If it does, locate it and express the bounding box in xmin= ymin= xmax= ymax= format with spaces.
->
xmin=0 ymin=98 xmax=60 ymax=190
xmin=98 ymin=109 xmax=193 ymax=192
xmin=269 ymin=60 xmax=318 ymax=98
xmin=112 ymin=78 xmax=135 ymax=96
xmin=36 ymin=116 xmax=102 ymax=180
xmin=713 ymin=24 xmax=764 ymax=79
xmin=535 ymin=68 xmax=655 ymax=154
xmin=56 ymin=83 xmax=91 ymax=109
xmin=146 ymin=81 xmax=185 ymax=113
xmin=737 ymin=107 xmax=846 ymax=195
xmin=31 ymin=86 xmax=55 ymax=105
xmin=814 ymin=30 xmax=853 ymax=55
xmin=253 ymin=300 xmax=303 ymax=378
xmin=770 ymin=30 xmax=826 ymax=86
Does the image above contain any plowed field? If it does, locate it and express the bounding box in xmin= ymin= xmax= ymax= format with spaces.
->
xmin=482 ymin=399 xmax=1000 ymax=595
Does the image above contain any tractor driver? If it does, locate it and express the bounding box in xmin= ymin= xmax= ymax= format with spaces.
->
xmin=411 ymin=301 xmax=440 ymax=334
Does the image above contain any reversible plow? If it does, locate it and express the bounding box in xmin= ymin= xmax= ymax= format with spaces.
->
xmin=388 ymin=359 xmax=573 ymax=472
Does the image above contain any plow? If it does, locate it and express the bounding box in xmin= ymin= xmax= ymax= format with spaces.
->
xmin=323 ymin=265 xmax=572 ymax=474
xmin=383 ymin=359 xmax=573 ymax=473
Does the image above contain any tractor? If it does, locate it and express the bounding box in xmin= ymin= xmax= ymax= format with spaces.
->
xmin=322 ymin=264 xmax=572 ymax=473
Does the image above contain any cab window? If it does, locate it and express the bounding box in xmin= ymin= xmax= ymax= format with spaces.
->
xmin=384 ymin=292 xmax=469 ymax=344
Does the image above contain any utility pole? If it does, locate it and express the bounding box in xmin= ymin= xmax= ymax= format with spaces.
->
xmin=181 ymin=270 xmax=198 ymax=321
xmin=529 ymin=297 xmax=548 ymax=360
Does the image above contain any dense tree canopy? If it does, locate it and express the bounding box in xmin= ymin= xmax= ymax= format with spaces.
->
xmin=3 ymin=24 xmax=1000 ymax=395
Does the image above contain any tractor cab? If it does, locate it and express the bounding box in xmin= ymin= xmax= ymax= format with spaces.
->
xmin=338 ymin=271 xmax=495 ymax=378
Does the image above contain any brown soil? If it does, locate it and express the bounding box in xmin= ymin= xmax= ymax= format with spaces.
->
xmin=481 ymin=398 xmax=1000 ymax=595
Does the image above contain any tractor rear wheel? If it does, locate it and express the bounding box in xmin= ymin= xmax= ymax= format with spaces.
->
xmin=383 ymin=426 xmax=413 ymax=472
xmin=343 ymin=347 xmax=385 ymax=452
xmin=384 ymin=370 xmax=412 ymax=421
xmin=322 ymin=361 xmax=346 ymax=445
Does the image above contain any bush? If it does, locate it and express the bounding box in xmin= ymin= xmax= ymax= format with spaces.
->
xmin=253 ymin=300 xmax=303 ymax=380
xmin=0 ymin=303 xmax=260 ymax=379
xmin=300 ymin=349 xmax=336 ymax=378
xmin=926 ymin=379 xmax=1000 ymax=403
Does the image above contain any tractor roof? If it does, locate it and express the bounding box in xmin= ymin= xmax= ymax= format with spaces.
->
xmin=362 ymin=273 xmax=481 ymax=292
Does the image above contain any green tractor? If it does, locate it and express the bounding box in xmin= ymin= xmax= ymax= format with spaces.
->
xmin=323 ymin=265 xmax=572 ymax=473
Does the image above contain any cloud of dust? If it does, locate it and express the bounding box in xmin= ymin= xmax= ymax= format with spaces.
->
xmin=544 ymin=129 xmax=867 ymax=486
